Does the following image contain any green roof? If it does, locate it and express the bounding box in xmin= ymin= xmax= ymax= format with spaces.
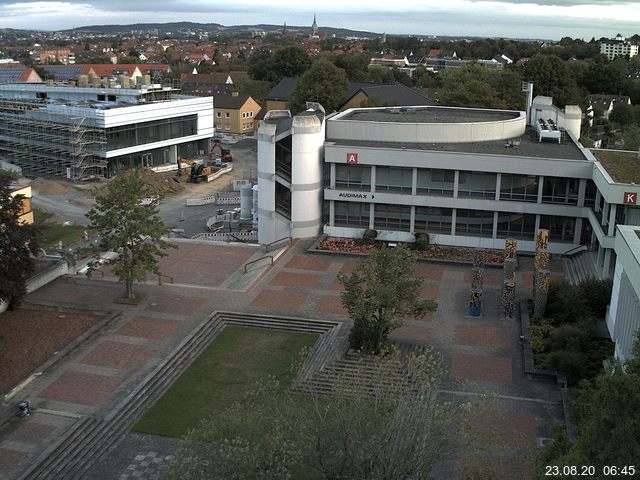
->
xmin=591 ymin=149 xmax=640 ymax=184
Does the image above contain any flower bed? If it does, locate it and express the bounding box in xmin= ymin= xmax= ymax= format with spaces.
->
xmin=318 ymin=238 xmax=503 ymax=264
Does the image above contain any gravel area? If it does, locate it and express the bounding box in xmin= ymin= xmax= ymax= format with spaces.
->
xmin=0 ymin=308 xmax=103 ymax=393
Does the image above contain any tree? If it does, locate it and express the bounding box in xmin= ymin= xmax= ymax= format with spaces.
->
xmin=288 ymin=58 xmax=349 ymax=114
xmin=538 ymin=336 xmax=640 ymax=477
xmin=86 ymin=170 xmax=173 ymax=300
xmin=0 ymin=172 xmax=38 ymax=308
xmin=523 ymin=54 xmax=580 ymax=107
xmin=338 ymin=245 xmax=437 ymax=354
xmin=163 ymin=348 xmax=466 ymax=480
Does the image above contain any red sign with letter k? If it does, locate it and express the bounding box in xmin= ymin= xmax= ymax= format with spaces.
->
xmin=624 ymin=192 xmax=637 ymax=205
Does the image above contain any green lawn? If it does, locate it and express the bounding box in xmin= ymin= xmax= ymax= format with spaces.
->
xmin=133 ymin=326 xmax=318 ymax=438
xmin=33 ymin=208 xmax=88 ymax=251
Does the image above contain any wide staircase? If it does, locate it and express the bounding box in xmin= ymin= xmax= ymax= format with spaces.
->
xmin=563 ymin=250 xmax=598 ymax=285
xmin=16 ymin=312 xmax=342 ymax=480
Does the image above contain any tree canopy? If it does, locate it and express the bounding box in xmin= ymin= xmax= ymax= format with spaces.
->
xmin=86 ymin=169 xmax=173 ymax=299
xmin=523 ymin=54 xmax=580 ymax=107
xmin=338 ymin=245 xmax=437 ymax=354
xmin=0 ymin=173 xmax=38 ymax=308
xmin=249 ymin=46 xmax=311 ymax=84
xmin=163 ymin=348 xmax=465 ymax=480
xmin=288 ymin=58 xmax=349 ymax=114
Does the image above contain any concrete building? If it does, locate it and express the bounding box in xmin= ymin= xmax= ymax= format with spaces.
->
xmin=0 ymin=83 xmax=214 ymax=179
xmin=257 ymin=96 xmax=640 ymax=280
xmin=607 ymin=225 xmax=640 ymax=363
xmin=600 ymin=34 xmax=639 ymax=61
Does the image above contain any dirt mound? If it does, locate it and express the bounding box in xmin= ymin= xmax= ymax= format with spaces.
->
xmin=136 ymin=168 xmax=185 ymax=198
xmin=31 ymin=177 xmax=72 ymax=195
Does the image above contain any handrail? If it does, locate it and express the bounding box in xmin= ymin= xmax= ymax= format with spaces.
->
xmin=228 ymin=233 xmax=247 ymax=243
xmin=244 ymin=255 xmax=273 ymax=273
xmin=88 ymin=268 xmax=104 ymax=278
xmin=157 ymin=273 xmax=174 ymax=285
xmin=263 ymin=236 xmax=292 ymax=253
xmin=562 ymin=244 xmax=587 ymax=258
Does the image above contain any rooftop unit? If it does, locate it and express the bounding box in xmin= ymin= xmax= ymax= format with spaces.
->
xmin=535 ymin=118 xmax=562 ymax=143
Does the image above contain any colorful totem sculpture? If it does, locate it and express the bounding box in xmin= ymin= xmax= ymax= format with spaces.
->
xmin=532 ymin=229 xmax=551 ymax=316
xmin=468 ymin=249 xmax=486 ymax=316
xmin=502 ymin=279 xmax=516 ymax=319
xmin=533 ymin=269 xmax=550 ymax=318
xmin=502 ymin=239 xmax=518 ymax=318
xmin=468 ymin=288 xmax=482 ymax=317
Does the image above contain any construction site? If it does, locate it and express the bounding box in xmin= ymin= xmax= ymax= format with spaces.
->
xmin=0 ymin=82 xmax=214 ymax=181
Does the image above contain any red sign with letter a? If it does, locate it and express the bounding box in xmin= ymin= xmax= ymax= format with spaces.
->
xmin=346 ymin=152 xmax=358 ymax=164
xmin=624 ymin=192 xmax=638 ymax=205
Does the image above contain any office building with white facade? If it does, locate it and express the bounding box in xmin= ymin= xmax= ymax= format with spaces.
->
xmin=607 ymin=225 xmax=640 ymax=363
xmin=0 ymin=83 xmax=214 ymax=179
xmin=600 ymin=34 xmax=639 ymax=61
xmin=258 ymin=97 xmax=640 ymax=281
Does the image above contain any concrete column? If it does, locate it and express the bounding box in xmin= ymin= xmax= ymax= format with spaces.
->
xmin=412 ymin=168 xmax=417 ymax=196
xmin=371 ymin=165 xmax=376 ymax=193
xmin=595 ymin=190 xmax=601 ymax=212
xmin=492 ymin=211 xmax=498 ymax=238
xmin=608 ymin=204 xmax=617 ymax=236
xmin=577 ymin=179 xmax=586 ymax=207
xmin=601 ymin=200 xmax=609 ymax=228
xmin=574 ymin=218 xmax=583 ymax=245
xmin=597 ymin=245 xmax=604 ymax=269
xmin=410 ymin=205 xmax=416 ymax=233
xmin=603 ymin=249 xmax=612 ymax=278
xmin=495 ymin=173 xmax=501 ymax=201
xmin=329 ymin=200 xmax=335 ymax=227
xmin=369 ymin=202 xmax=375 ymax=229
xmin=330 ymin=163 xmax=335 ymax=188
xmin=451 ymin=208 xmax=457 ymax=236
xmin=534 ymin=214 xmax=541 ymax=237
xmin=453 ymin=170 xmax=459 ymax=198
xmin=537 ymin=176 xmax=544 ymax=204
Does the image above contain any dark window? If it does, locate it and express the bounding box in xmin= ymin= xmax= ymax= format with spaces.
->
xmin=456 ymin=209 xmax=494 ymax=237
xmin=416 ymin=168 xmax=454 ymax=196
xmin=414 ymin=206 xmax=452 ymax=234
xmin=542 ymin=177 xmax=578 ymax=205
xmin=500 ymin=174 xmax=539 ymax=202
xmin=334 ymin=201 xmax=370 ymax=228
xmin=584 ymin=180 xmax=597 ymax=208
xmin=275 ymin=136 xmax=292 ymax=182
xmin=106 ymin=115 xmax=197 ymax=150
xmin=275 ymin=182 xmax=291 ymax=219
xmin=539 ymin=215 xmax=576 ymax=243
xmin=458 ymin=171 xmax=497 ymax=199
xmin=374 ymin=203 xmax=411 ymax=231
xmin=97 ymin=94 xmax=106 ymax=101
xmin=496 ymin=212 xmax=536 ymax=240
xmin=107 ymin=94 xmax=116 ymax=102
xmin=335 ymin=164 xmax=371 ymax=190
xmin=376 ymin=166 xmax=413 ymax=193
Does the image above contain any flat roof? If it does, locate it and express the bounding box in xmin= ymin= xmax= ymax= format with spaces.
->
xmin=340 ymin=106 xmax=520 ymax=124
xmin=330 ymin=128 xmax=587 ymax=161
xmin=590 ymin=149 xmax=640 ymax=184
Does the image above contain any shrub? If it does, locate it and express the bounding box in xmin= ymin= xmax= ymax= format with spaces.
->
xmin=362 ymin=228 xmax=378 ymax=245
xmin=546 ymin=280 xmax=587 ymax=324
xmin=414 ymin=233 xmax=430 ymax=251
xmin=549 ymin=350 xmax=586 ymax=384
xmin=550 ymin=324 xmax=589 ymax=352
xmin=529 ymin=319 xmax=553 ymax=353
xmin=577 ymin=276 xmax=612 ymax=319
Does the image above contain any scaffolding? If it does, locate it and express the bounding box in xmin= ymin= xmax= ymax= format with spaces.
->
xmin=0 ymin=98 xmax=107 ymax=179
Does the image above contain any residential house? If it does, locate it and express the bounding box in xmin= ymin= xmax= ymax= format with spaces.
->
xmin=8 ymin=184 xmax=33 ymax=225
xmin=214 ymin=92 xmax=261 ymax=134
xmin=587 ymin=94 xmax=632 ymax=120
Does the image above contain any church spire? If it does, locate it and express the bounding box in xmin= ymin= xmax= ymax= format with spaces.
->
xmin=311 ymin=14 xmax=318 ymax=37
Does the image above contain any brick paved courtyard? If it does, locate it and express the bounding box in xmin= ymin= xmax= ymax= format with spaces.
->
xmin=0 ymin=239 xmax=566 ymax=480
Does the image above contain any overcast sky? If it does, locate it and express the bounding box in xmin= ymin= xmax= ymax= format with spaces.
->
xmin=1 ymin=0 xmax=639 ymax=40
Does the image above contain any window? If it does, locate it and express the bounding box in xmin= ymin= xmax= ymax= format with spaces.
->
xmin=584 ymin=180 xmax=597 ymax=208
xmin=542 ymin=177 xmax=578 ymax=205
xmin=416 ymin=169 xmax=454 ymax=196
xmin=414 ymin=206 xmax=452 ymax=234
xmin=376 ymin=166 xmax=413 ymax=193
xmin=225 ymin=124 xmax=230 ymax=130
xmin=97 ymin=94 xmax=106 ymax=101
xmin=216 ymin=112 xmax=221 ymax=118
xmin=457 ymin=171 xmax=497 ymax=199
xmin=334 ymin=201 xmax=370 ymax=228
xmin=107 ymin=115 xmax=197 ymax=150
xmin=335 ymin=164 xmax=371 ymax=190
xmin=496 ymin=212 xmax=536 ymax=239
xmin=225 ymin=112 xmax=230 ymax=118
xmin=249 ymin=111 xmax=254 ymax=117
xmin=456 ymin=209 xmax=494 ymax=237
xmin=539 ymin=215 xmax=576 ymax=243
xmin=500 ymin=174 xmax=539 ymax=202
xmin=374 ymin=204 xmax=411 ymax=231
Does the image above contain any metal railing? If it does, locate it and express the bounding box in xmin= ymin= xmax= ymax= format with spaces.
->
xmin=157 ymin=273 xmax=174 ymax=285
xmin=562 ymin=244 xmax=587 ymax=258
xmin=244 ymin=255 xmax=273 ymax=273
xmin=263 ymin=236 xmax=292 ymax=253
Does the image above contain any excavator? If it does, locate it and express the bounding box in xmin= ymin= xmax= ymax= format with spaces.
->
xmin=212 ymin=140 xmax=233 ymax=162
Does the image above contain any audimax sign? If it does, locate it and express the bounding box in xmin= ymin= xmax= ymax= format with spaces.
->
xmin=337 ymin=192 xmax=373 ymax=199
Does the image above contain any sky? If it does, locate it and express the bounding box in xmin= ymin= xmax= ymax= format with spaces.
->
xmin=0 ymin=0 xmax=639 ymax=40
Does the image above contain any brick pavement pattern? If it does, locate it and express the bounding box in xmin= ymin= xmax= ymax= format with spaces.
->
xmin=454 ymin=325 xmax=512 ymax=348
xmin=270 ymin=271 xmax=322 ymax=289
xmin=450 ymin=353 xmax=513 ymax=384
xmin=38 ymin=371 xmax=122 ymax=406
xmin=144 ymin=295 xmax=207 ymax=316
xmin=5 ymin=422 xmax=57 ymax=444
xmin=116 ymin=316 xmax=182 ymax=341
xmin=80 ymin=341 xmax=154 ymax=371
xmin=249 ymin=289 xmax=308 ymax=311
